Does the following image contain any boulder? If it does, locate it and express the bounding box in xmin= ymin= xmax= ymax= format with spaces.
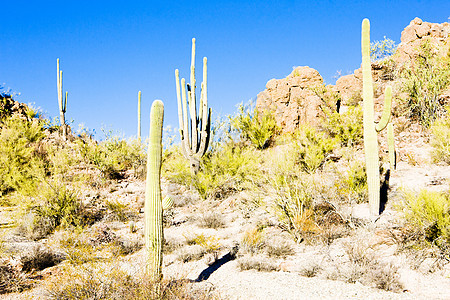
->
xmin=256 ymin=66 xmax=324 ymax=132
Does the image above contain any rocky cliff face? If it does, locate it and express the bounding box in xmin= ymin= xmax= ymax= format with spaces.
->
xmin=256 ymin=17 xmax=450 ymax=133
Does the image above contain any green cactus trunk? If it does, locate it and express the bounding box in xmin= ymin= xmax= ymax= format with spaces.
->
xmin=144 ymin=100 xmax=164 ymax=280
xmin=138 ymin=91 xmax=142 ymax=140
xmin=361 ymin=19 xmax=394 ymax=216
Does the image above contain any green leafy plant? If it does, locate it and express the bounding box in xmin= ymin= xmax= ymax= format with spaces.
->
xmin=399 ymin=40 xmax=450 ymax=127
xmin=230 ymin=101 xmax=279 ymax=149
xmin=336 ymin=161 xmax=368 ymax=203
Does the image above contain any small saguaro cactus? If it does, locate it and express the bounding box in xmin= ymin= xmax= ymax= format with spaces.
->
xmin=144 ymin=100 xmax=164 ymax=280
xmin=175 ymin=38 xmax=212 ymax=174
xmin=361 ymin=18 xmax=396 ymax=216
xmin=138 ymin=91 xmax=142 ymax=140
xmin=57 ymin=58 xmax=68 ymax=139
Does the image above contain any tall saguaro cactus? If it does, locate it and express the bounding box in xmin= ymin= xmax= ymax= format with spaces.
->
xmin=57 ymin=59 xmax=68 ymax=139
xmin=175 ymin=38 xmax=211 ymax=174
xmin=362 ymin=19 xmax=395 ymax=216
xmin=145 ymin=100 xmax=164 ymax=280
xmin=138 ymin=91 xmax=142 ymax=140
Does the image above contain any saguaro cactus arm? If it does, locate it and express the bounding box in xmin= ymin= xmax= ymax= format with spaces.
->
xmin=145 ymin=100 xmax=164 ymax=280
xmin=375 ymin=86 xmax=392 ymax=132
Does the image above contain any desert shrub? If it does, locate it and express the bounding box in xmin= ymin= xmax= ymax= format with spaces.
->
xmin=271 ymin=176 xmax=320 ymax=241
xmin=430 ymin=109 xmax=450 ymax=164
xmin=323 ymin=106 xmax=364 ymax=147
xmin=397 ymin=189 xmax=450 ymax=251
xmin=292 ymin=126 xmax=337 ymax=173
xmin=370 ymin=37 xmax=397 ymax=62
xmin=0 ymin=116 xmax=46 ymax=196
xmin=194 ymin=143 xmax=263 ymax=200
xmin=45 ymin=263 xmax=218 ymax=299
xmin=76 ymin=135 xmax=146 ymax=180
xmin=336 ymin=161 xmax=368 ymax=203
xmin=399 ymin=40 xmax=450 ymax=127
xmin=20 ymin=246 xmax=64 ymax=272
xmin=241 ymin=227 xmax=265 ymax=254
xmin=198 ymin=212 xmax=225 ymax=229
xmin=265 ymin=237 xmax=295 ymax=258
xmin=230 ymin=101 xmax=279 ymax=149
xmin=0 ymin=264 xmax=32 ymax=294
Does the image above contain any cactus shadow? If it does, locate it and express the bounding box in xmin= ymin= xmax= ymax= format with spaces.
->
xmin=194 ymin=246 xmax=238 ymax=282
xmin=379 ymin=169 xmax=390 ymax=215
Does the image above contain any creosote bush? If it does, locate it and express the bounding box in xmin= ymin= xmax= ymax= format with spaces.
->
xmin=230 ymin=101 xmax=279 ymax=150
xmin=397 ymin=189 xmax=450 ymax=252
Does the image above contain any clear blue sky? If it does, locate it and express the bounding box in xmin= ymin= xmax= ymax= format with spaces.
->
xmin=1 ymin=0 xmax=449 ymax=140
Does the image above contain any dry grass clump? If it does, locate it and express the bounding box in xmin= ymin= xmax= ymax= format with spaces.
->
xmin=45 ymin=263 xmax=219 ymax=299
xmin=325 ymin=240 xmax=404 ymax=292
xmin=299 ymin=262 xmax=321 ymax=278
xmin=241 ymin=226 xmax=265 ymax=254
xmin=177 ymin=233 xmax=222 ymax=262
xmin=265 ymin=236 xmax=295 ymax=258
xmin=0 ymin=263 xmax=32 ymax=294
xmin=198 ymin=212 xmax=226 ymax=229
xmin=237 ymin=255 xmax=280 ymax=272
xmin=20 ymin=246 xmax=65 ymax=272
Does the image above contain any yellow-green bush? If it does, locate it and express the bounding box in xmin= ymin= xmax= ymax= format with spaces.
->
xmin=431 ymin=109 xmax=450 ymax=164
xmin=293 ymin=126 xmax=337 ymax=173
xmin=336 ymin=161 xmax=368 ymax=203
xmin=399 ymin=40 xmax=450 ymax=127
xmin=323 ymin=106 xmax=364 ymax=147
xmin=230 ymin=101 xmax=279 ymax=149
xmin=398 ymin=189 xmax=450 ymax=250
xmin=0 ymin=116 xmax=46 ymax=196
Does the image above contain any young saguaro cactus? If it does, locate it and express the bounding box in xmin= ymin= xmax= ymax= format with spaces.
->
xmin=138 ymin=91 xmax=142 ymax=140
xmin=144 ymin=100 xmax=164 ymax=280
xmin=57 ymin=58 xmax=68 ymax=139
xmin=175 ymin=38 xmax=211 ymax=174
xmin=362 ymin=18 xmax=396 ymax=216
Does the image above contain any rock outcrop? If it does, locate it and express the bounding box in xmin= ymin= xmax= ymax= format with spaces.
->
xmin=0 ymin=94 xmax=32 ymax=122
xmin=256 ymin=66 xmax=324 ymax=132
xmin=257 ymin=18 xmax=450 ymax=132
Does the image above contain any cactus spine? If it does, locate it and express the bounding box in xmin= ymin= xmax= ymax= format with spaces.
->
xmin=144 ymin=100 xmax=164 ymax=280
xmin=57 ymin=58 xmax=68 ymax=139
xmin=362 ymin=19 xmax=395 ymax=216
xmin=138 ymin=91 xmax=142 ymax=140
xmin=175 ymin=38 xmax=211 ymax=174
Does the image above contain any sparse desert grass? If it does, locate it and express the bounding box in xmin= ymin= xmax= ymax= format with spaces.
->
xmin=265 ymin=237 xmax=295 ymax=258
xmin=299 ymin=262 xmax=322 ymax=277
xmin=198 ymin=212 xmax=225 ymax=229
xmin=237 ymin=254 xmax=280 ymax=272
xmin=178 ymin=233 xmax=222 ymax=262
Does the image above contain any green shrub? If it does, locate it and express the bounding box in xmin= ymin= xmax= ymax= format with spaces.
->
xmin=0 ymin=116 xmax=46 ymax=196
xmin=399 ymin=40 xmax=450 ymax=127
xmin=336 ymin=161 xmax=368 ymax=203
xmin=293 ymin=126 xmax=337 ymax=173
xmin=431 ymin=109 xmax=450 ymax=164
xmin=77 ymin=136 xmax=146 ymax=180
xmin=230 ymin=101 xmax=279 ymax=149
xmin=323 ymin=106 xmax=364 ymax=147
xmin=398 ymin=189 xmax=450 ymax=250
